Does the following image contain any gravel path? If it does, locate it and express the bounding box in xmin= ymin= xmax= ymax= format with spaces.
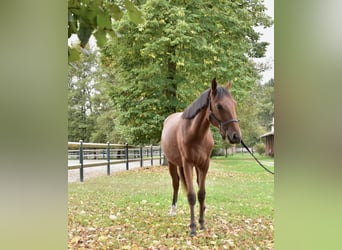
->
xmin=68 ymin=159 xmax=162 ymax=183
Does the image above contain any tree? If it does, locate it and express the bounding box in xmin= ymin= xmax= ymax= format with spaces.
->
xmin=68 ymin=49 xmax=99 ymax=141
xmin=89 ymin=74 xmax=121 ymax=143
xmin=256 ymin=78 xmax=274 ymax=129
xmin=100 ymin=0 xmax=272 ymax=144
xmin=238 ymin=91 xmax=264 ymax=146
xmin=68 ymin=47 xmax=124 ymax=143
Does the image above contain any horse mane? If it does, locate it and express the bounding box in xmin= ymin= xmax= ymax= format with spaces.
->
xmin=181 ymin=87 xmax=230 ymax=119
xmin=181 ymin=89 xmax=211 ymax=119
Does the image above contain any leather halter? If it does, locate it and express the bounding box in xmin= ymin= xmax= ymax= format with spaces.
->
xmin=208 ymin=99 xmax=240 ymax=132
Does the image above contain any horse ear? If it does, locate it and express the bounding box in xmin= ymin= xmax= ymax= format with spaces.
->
xmin=226 ymin=80 xmax=232 ymax=90
xmin=211 ymin=78 xmax=217 ymax=92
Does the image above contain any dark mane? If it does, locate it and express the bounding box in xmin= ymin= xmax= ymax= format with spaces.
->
xmin=181 ymin=89 xmax=210 ymax=119
xmin=181 ymin=87 xmax=230 ymax=119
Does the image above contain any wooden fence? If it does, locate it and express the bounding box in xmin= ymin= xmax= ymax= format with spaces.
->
xmin=68 ymin=141 xmax=164 ymax=182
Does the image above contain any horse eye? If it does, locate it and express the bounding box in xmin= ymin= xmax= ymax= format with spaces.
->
xmin=216 ymin=104 xmax=223 ymax=110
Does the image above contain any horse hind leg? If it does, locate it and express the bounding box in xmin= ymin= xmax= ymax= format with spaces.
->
xmin=168 ymin=162 xmax=179 ymax=216
xmin=180 ymin=163 xmax=197 ymax=236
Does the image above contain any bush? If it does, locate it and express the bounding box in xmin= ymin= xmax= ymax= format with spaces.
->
xmin=255 ymin=143 xmax=265 ymax=155
xmin=211 ymin=146 xmax=224 ymax=157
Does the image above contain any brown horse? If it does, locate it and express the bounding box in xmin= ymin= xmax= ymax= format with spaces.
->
xmin=161 ymin=78 xmax=241 ymax=236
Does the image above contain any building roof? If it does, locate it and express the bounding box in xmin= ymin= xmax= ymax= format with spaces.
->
xmin=260 ymin=131 xmax=274 ymax=138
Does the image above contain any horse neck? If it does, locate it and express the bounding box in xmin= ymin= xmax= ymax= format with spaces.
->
xmin=187 ymin=108 xmax=210 ymax=139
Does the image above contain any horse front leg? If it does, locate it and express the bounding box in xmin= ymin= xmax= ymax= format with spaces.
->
xmin=197 ymin=166 xmax=208 ymax=231
xmin=188 ymin=190 xmax=197 ymax=236
xmin=183 ymin=163 xmax=197 ymax=236
xmin=198 ymin=187 xmax=206 ymax=230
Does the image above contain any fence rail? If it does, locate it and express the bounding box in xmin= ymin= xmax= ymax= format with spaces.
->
xmin=68 ymin=141 xmax=164 ymax=182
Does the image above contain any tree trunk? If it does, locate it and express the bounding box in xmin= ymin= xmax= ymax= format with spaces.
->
xmin=165 ymin=46 xmax=177 ymax=114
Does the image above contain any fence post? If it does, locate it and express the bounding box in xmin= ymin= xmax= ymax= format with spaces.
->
xmin=125 ymin=143 xmax=129 ymax=170
xmin=159 ymin=145 xmax=162 ymax=165
xmin=140 ymin=145 xmax=143 ymax=167
xmin=150 ymin=144 xmax=153 ymax=166
xmin=107 ymin=141 xmax=110 ymax=176
xmin=79 ymin=140 xmax=84 ymax=182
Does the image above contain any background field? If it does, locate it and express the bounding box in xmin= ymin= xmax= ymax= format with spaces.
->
xmin=68 ymin=154 xmax=274 ymax=249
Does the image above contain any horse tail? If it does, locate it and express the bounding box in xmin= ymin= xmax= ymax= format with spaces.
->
xmin=177 ymin=166 xmax=188 ymax=195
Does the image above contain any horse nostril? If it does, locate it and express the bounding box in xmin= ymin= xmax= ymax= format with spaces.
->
xmin=232 ymin=132 xmax=240 ymax=143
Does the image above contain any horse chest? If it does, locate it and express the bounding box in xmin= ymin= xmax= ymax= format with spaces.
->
xmin=181 ymin=138 xmax=214 ymax=165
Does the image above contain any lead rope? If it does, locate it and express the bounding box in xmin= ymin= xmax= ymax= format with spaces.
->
xmin=240 ymin=140 xmax=274 ymax=175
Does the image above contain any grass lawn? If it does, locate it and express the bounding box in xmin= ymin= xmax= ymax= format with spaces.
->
xmin=68 ymin=154 xmax=274 ymax=249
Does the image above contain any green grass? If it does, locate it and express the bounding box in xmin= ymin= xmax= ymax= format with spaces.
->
xmin=68 ymin=154 xmax=274 ymax=249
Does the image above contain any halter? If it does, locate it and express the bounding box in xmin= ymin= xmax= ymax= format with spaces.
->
xmin=208 ymin=99 xmax=240 ymax=132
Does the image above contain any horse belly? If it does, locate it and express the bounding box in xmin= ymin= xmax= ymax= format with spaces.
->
xmin=161 ymin=113 xmax=183 ymax=166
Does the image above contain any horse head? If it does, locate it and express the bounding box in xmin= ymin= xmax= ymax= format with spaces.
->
xmin=209 ymin=78 xmax=241 ymax=144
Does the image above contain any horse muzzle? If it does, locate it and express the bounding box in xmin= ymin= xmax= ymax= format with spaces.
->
xmin=224 ymin=130 xmax=241 ymax=144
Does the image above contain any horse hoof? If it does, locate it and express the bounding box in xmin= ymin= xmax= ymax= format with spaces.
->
xmin=199 ymin=220 xmax=205 ymax=231
xmin=190 ymin=223 xmax=197 ymax=236
xmin=168 ymin=205 xmax=177 ymax=216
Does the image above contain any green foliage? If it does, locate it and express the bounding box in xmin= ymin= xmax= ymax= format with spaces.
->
xmin=211 ymin=126 xmax=234 ymax=157
xmin=68 ymin=156 xmax=274 ymax=248
xmin=238 ymin=89 xmax=265 ymax=146
xmin=101 ymin=0 xmax=272 ymax=144
xmin=256 ymin=78 xmax=274 ymax=129
xmin=68 ymin=49 xmax=118 ymax=143
xmin=255 ymin=142 xmax=266 ymax=155
xmin=89 ymin=79 xmax=120 ymax=143
xmin=68 ymin=0 xmax=144 ymax=62
xmin=68 ymin=50 xmax=98 ymax=141
xmin=234 ymin=78 xmax=274 ymax=147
